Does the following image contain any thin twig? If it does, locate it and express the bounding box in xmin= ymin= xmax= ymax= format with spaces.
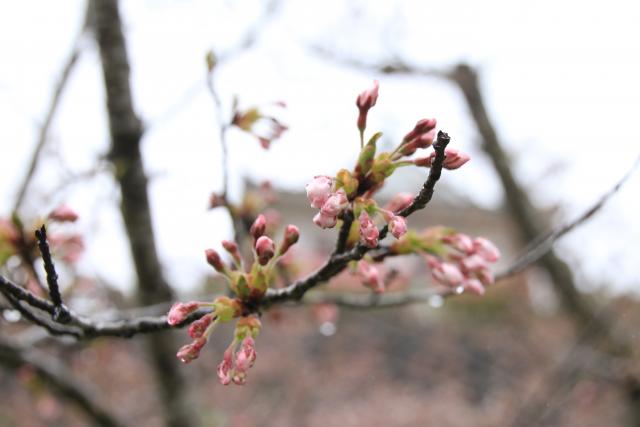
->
xmin=12 ymin=2 xmax=91 ymax=214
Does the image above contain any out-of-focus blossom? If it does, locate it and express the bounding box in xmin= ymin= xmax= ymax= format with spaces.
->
xmin=306 ymin=175 xmax=333 ymax=209
xmin=359 ymin=211 xmax=379 ymax=248
xmin=250 ymin=214 xmax=266 ymax=241
xmin=473 ymin=237 xmax=501 ymax=262
xmin=48 ymin=205 xmax=79 ymax=223
xmin=357 ymin=260 xmax=384 ymax=293
xmin=384 ymin=193 xmax=414 ymax=214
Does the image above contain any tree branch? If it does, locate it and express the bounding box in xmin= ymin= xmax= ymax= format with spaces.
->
xmin=12 ymin=1 xmax=91 ymax=214
xmin=0 ymin=336 xmax=125 ymax=427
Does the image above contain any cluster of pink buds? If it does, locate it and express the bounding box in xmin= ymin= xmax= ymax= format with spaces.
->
xmin=231 ymin=102 xmax=288 ymax=149
xmin=217 ymin=316 xmax=261 ymax=385
xmin=205 ymin=214 xmax=300 ymax=299
xmin=426 ymin=234 xmax=501 ymax=295
xmin=306 ymin=176 xmax=349 ymax=229
xmin=169 ymin=296 xmax=241 ymax=363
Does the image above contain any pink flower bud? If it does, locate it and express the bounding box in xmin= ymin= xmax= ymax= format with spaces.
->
xmin=388 ymin=215 xmax=407 ymax=239
xmin=176 ymin=337 xmax=207 ymax=364
xmin=48 ymin=205 xmax=79 ymax=223
xmin=188 ymin=314 xmax=213 ymax=339
xmin=235 ymin=337 xmax=257 ymax=371
xmin=221 ymin=239 xmax=242 ymax=265
xmin=250 ymin=214 xmax=266 ymax=240
xmin=473 ymin=237 xmax=500 ymax=262
xmin=306 ymin=175 xmax=333 ymax=209
xmin=429 ymin=258 xmax=464 ymax=287
xmin=356 ymin=80 xmax=379 ymax=131
xmin=461 ymin=254 xmax=489 ymax=273
xmin=385 ymin=193 xmax=415 ymax=214
xmin=477 ymin=267 xmax=495 ymax=286
xmin=167 ymin=301 xmax=201 ymax=326
xmin=313 ymin=211 xmax=337 ymax=229
xmin=359 ymin=211 xmax=379 ymax=248
xmin=415 ymin=147 xmax=470 ymax=170
xmin=463 ymin=278 xmax=486 ymax=296
xmin=205 ymin=249 xmax=226 ymax=273
xmin=442 ymin=148 xmax=470 ymax=170
xmin=279 ymin=224 xmax=300 ymax=255
xmin=357 ymin=260 xmax=384 ymax=293
xmin=320 ymin=190 xmax=349 ymax=217
xmin=255 ymin=235 xmax=275 ymax=265
xmin=444 ymin=233 xmax=474 ymax=255
xmin=217 ymin=349 xmax=233 ymax=385
xmin=402 ymin=118 xmax=437 ymax=143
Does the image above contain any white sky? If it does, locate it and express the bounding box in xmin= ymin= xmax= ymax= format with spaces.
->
xmin=1 ymin=0 xmax=639 ymax=296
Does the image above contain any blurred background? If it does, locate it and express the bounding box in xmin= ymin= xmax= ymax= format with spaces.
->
xmin=1 ymin=1 xmax=639 ymax=426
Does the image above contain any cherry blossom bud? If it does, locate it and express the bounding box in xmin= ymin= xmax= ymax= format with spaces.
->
xmin=250 ymin=214 xmax=266 ymax=241
xmin=255 ymin=235 xmax=275 ymax=265
xmin=473 ymin=237 xmax=500 ymax=262
xmin=477 ymin=268 xmax=495 ymax=286
xmin=461 ymin=254 xmax=489 ymax=273
xmin=402 ymin=118 xmax=437 ymax=143
xmin=167 ymin=301 xmax=201 ymax=326
xmin=48 ymin=205 xmax=79 ymax=223
xmin=356 ymin=80 xmax=379 ymax=131
xmin=463 ymin=278 xmax=486 ymax=296
xmin=385 ymin=193 xmax=414 ymax=214
xmin=429 ymin=260 xmax=464 ymax=287
xmin=359 ymin=211 xmax=379 ymax=248
xmin=217 ymin=349 xmax=233 ymax=385
xmin=221 ymin=240 xmax=242 ymax=266
xmin=357 ymin=260 xmax=384 ymax=293
xmin=389 ymin=215 xmax=407 ymax=239
xmin=415 ymin=147 xmax=470 ymax=170
xmin=205 ymin=249 xmax=226 ymax=273
xmin=444 ymin=233 xmax=474 ymax=254
xmin=235 ymin=337 xmax=257 ymax=372
xmin=306 ymin=175 xmax=333 ymax=209
xmin=443 ymin=148 xmax=470 ymax=170
xmin=320 ymin=190 xmax=349 ymax=217
xmin=188 ymin=314 xmax=213 ymax=339
xmin=177 ymin=337 xmax=207 ymax=364
xmin=313 ymin=211 xmax=337 ymax=229
xmin=279 ymin=224 xmax=300 ymax=255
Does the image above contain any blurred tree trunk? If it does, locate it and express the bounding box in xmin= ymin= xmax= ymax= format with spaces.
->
xmin=91 ymin=1 xmax=198 ymax=426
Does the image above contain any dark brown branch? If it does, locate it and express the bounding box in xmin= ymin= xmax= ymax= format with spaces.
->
xmin=12 ymin=2 xmax=91 ymax=214
xmin=0 ymin=337 xmax=125 ymax=427
xmin=35 ymin=225 xmax=71 ymax=323
xmin=92 ymin=1 xmax=195 ymax=426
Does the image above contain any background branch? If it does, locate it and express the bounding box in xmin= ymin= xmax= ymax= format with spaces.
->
xmin=0 ymin=337 xmax=124 ymax=427
xmin=12 ymin=1 xmax=91 ymax=214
